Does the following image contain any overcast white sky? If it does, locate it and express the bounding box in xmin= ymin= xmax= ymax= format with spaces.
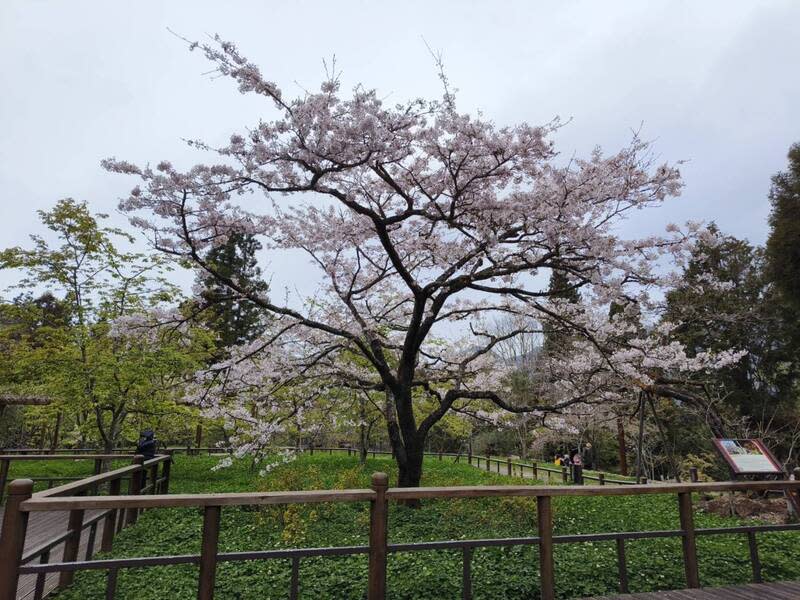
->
xmin=1 ymin=0 xmax=799 ymax=299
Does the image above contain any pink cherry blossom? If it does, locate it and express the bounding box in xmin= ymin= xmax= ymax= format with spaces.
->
xmin=105 ymin=36 xmax=742 ymax=486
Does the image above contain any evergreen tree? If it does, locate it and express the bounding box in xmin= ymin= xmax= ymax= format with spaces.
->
xmin=664 ymin=225 xmax=799 ymax=457
xmin=197 ymin=233 xmax=270 ymax=349
xmin=765 ymin=143 xmax=800 ymax=308
xmin=665 ymin=226 xmax=769 ymax=414
xmin=541 ymin=269 xmax=580 ymax=357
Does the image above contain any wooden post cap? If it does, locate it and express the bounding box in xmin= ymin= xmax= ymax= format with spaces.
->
xmin=8 ymin=479 xmax=34 ymax=495
xmin=371 ymin=472 xmax=389 ymax=488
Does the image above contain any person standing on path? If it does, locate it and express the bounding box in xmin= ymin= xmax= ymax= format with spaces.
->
xmin=571 ymin=451 xmax=584 ymax=484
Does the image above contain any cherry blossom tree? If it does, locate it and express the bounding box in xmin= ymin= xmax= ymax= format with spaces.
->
xmin=104 ymin=37 xmax=744 ymax=487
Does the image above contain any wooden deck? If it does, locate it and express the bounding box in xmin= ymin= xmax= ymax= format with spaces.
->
xmin=0 ymin=504 xmax=108 ymax=600
xmin=591 ymin=581 xmax=800 ymax=599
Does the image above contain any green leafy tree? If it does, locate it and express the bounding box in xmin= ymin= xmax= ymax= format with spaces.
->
xmin=0 ymin=199 xmax=213 ymax=451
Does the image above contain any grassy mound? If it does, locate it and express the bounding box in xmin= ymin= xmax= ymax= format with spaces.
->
xmin=50 ymin=454 xmax=800 ymax=599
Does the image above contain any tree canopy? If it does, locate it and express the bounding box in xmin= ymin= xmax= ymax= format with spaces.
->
xmin=101 ymin=37 xmax=744 ymax=486
xmin=0 ymin=199 xmax=213 ymax=450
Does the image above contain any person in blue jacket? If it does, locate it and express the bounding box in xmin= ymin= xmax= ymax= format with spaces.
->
xmin=136 ymin=429 xmax=157 ymax=459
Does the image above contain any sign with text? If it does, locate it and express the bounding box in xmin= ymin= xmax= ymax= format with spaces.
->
xmin=713 ymin=439 xmax=782 ymax=475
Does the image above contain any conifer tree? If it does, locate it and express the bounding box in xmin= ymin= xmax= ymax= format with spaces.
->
xmin=197 ymin=233 xmax=270 ymax=349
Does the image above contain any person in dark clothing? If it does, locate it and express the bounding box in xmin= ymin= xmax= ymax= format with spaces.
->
xmin=136 ymin=430 xmax=157 ymax=459
xmin=583 ymin=442 xmax=595 ymax=470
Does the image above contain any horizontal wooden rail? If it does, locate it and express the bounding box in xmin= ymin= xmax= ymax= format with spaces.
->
xmin=384 ymin=479 xmax=800 ymax=500
xmin=0 ymin=453 xmax=143 ymax=505
xmin=20 ymin=479 xmax=800 ymax=512
xmin=20 ymin=509 xmax=111 ymax=564
xmin=33 ymin=455 xmax=169 ymax=498
xmin=22 ymin=488 xmax=377 ymax=511
xmin=0 ymin=454 xmax=132 ymax=461
xmin=19 ymin=522 xmax=800 ymax=572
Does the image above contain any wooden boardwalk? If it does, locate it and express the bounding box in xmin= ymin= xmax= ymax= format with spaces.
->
xmin=591 ymin=581 xmax=800 ymax=599
xmin=0 ymin=504 xmax=108 ymax=600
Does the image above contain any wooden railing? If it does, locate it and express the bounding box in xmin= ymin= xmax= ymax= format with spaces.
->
xmin=2 ymin=446 xmax=636 ymax=497
xmin=308 ymin=446 xmax=637 ymax=485
xmin=2 ymin=468 xmax=798 ymax=600
xmin=0 ymin=447 xmax=231 ymax=456
xmin=0 ymin=454 xmax=139 ymax=504
xmin=0 ymin=454 xmax=171 ymax=600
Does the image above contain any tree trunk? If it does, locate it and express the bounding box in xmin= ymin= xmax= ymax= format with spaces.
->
xmin=51 ymin=411 xmax=62 ymax=450
xmin=358 ymin=394 xmax=368 ymax=465
xmin=617 ymin=416 xmax=628 ymax=476
xmin=384 ymin=389 xmax=426 ymax=489
xmin=395 ymin=442 xmax=424 ymax=489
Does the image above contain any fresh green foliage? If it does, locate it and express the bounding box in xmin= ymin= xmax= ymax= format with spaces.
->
xmin=0 ymin=199 xmax=214 ymax=450
xmin=51 ymin=454 xmax=800 ymax=599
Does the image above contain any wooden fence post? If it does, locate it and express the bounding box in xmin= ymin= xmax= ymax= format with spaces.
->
xmin=91 ymin=457 xmax=103 ymax=495
xmin=507 ymin=458 xmax=512 ymax=477
xmin=195 ymin=423 xmax=203 ymax=452
xmin=59 ymin=506 xmax=85 ymax=588
xmin=532 ymin=462 xmax=537 ymax=479
xmin=125 ymin=455 xmax=144 ymax=526
xmin=561 ymin=467 xmax=568 ymax=484
xmin=161 ymin=453 xmax=173 ymax=494
xmin=0 ymin=479 xmax=33 ymax=600
xmin=468 ymin=451 xmax=472 ymax=465
xmin=677 ymin=492 xmax=700 ymax=588
xmin=149 ymin=463 xmax=159 ymax=494
xmin=689 ymin=467 xmax=698 ymax=483
xmin=0 ymin=458 xmax=10 ymax=505
xmin=198 ymin=505 xmax=221 ymax=600
xmin=486 ymin=456 xmax=491 ymax=472
xmin=101 ymin=477 xmax=122 ymax=553
xmin=537 ymin=495 xmax=555 ymax=600
xmin=616 ymin=538 xmax=629 ymax=593
xmin=368 ymin=472 xmax=389 ymax=600
xmin=599 ymin=473 xmax=605 ymax=486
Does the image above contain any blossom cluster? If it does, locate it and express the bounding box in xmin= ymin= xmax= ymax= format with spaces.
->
xmin=104 ymin=36 xmax=746 ymax=458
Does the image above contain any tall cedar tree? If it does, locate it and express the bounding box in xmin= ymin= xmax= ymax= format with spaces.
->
xmin=541 ymin=269 xmax=580 ymax=357
xmin=665 ymin=226 xmax=799 ymax=456
xmin=198 ymin=233 xmax=269 ymax=349
xmin=766 ymin=143 xmax=800 ymax=308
